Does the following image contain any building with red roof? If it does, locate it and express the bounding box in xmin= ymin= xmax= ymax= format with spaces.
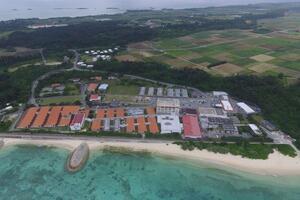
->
xmin=87 ymin=83 xmax=98 ymax=92
xmin=70 ymin=113 xmax=86 ymax=131
xmin=89 ymin=94 xmax=100 ymax=102
xmin=182 ymin=114 xmax=202 ymax=139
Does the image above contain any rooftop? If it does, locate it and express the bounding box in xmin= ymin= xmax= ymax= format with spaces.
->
xmin=70 ymin=113 xmax=85 ymax=125
xmin=90 ymin=94 xmax=100 ymax=101
xmin=182 ymin=115 xmax=202 ymax=139
xmin=157 ymin=114 xmax=182 ymax=134
xmin=98 ymin=83 xmax=109 ymax=91
xmin=157 ymin=98 xmax=180 ymax=108
xmin=221 ymin=100 xmax=233 ymax=111
xmin=87 ymin=83 xmax=98 ymax=91
xmin=237 ymin=102 xmax=255 ymax=114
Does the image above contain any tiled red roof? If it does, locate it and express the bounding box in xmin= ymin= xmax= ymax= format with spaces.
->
xmin=70 ymin=113 xmax=85 ymax=125
xmin=183 ymin=114 xmax=202 ymax=139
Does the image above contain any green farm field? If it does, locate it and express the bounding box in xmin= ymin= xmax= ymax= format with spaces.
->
xmin=124 ymin=27 xmax=300 ymax=81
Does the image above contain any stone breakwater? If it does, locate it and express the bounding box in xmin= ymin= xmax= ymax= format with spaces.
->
xmin=66 ymin=143 xmax=89 ymax=172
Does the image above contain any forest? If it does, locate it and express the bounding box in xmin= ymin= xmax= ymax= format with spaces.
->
xmin=0 ymin=9 xmax=285 ymax=51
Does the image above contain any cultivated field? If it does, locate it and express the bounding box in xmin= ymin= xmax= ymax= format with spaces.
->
xmin=123 ymin=20 xmax=300 ymax=83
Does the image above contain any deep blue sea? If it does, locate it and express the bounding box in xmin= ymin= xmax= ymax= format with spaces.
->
xmin=0 ymin=145 xmax=300 ymax=200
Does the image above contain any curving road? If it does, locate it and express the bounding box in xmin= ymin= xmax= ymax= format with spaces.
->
xmin=28 ymin=50 xmax=80 ymax=106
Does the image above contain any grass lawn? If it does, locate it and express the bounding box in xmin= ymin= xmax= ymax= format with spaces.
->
xmin=104 ymin=94 xmax=136 ymax=103
xmin=106 ymin=78 xmax=162 ymax=96
xmin=64 ymin=83 xmax=80 ymax=95
xmin=81 ymin=54 xmax=94 ymax=63
xmin=38 ymin=96 xmax=81 ymax=105
xmin=106 ymin=80 xmax=139 ymax=95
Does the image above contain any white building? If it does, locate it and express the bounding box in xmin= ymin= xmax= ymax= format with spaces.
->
xmin=237 ymin=102 xmax=256 ymax=115
xmin=70 ymin=113 xmax=86 ymax=131
xmin=249 ymin=124 xmax=262 ymax=135
xmin=157 ymin=115 xmax=182 ymax=134
xmin=156 ymin=98 xmax=180 ymax=115
xmin=98 ymin=84 xmax=109 ymax=92
xmin=213 ymin=91 xmax=228 ymax=97
xmin=221 ymin=100 xmax=233 ymax=111
xmin=87 ymin=65 xmax=94 ymax=68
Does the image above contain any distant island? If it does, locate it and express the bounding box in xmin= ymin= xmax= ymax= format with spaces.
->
xmin=106 ymin=7 xmax=119 ymax=10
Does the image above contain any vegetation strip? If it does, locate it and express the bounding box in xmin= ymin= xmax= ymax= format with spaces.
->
xmin=174 ymin=141 xmax=297 ymax=159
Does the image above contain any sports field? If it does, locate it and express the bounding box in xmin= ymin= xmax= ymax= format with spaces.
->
xmin=37 ymin=96 xmax=81 ymax=105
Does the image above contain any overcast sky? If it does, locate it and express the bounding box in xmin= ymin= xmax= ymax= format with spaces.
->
xmin=2 ymin=0 xmax=299 ymax=9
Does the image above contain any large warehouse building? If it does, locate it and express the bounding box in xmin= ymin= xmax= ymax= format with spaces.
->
xmin=182 ymin=114 xmax=203 ymax=139
xmin=157 ymin=115 xmax=182 ymax=134
xmin=156 ymin=98 xmax=180 ymax=115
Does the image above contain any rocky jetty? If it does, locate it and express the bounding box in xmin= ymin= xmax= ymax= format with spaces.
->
xmin=66 ymin=143 xmax=89 ymax=172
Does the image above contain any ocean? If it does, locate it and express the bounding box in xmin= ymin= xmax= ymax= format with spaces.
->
xmin=0 ymin=145 xmax=299 ymax=200
xmin=0 ymin=0 xmax=298 ymax=21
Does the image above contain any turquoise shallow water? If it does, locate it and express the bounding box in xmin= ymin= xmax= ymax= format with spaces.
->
xmin=0 ymin=145 xmax=300 ymax=200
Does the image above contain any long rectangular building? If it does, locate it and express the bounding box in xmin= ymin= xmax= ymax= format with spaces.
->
xmin=91 ymin=119 xmax=102 ymax=132
xmin=96 ymin=109 xmax=105 ymax=118
xmin=44 ymin=106 xmax=62 ymax=127
xmin=146 ymin=107 xmax=156 ymax=115
xmin=17 ymin=107 xmax=39 ymax=129
xmin=70 ymin=113 xmax=86 ymax=131
xmin=126 ymin=117 xmax=135 ymax=133
xmin=58 ymin=106 xmax=80 ymax=127
xmin=148 ymin=87 xmax=154 ymax=96
xmin=157 ymin=88 xmax=163 ymax=96
xmin=31 ymin=107 xmax=50 ymax=128
xmin=237 ymin=102 xmax=255 ymax=115
xmin=137 ymin=117 xmax=147 ymax=133
xmin=182 ymin=114 xmax=202 ymax=139
xmin=107 ymin=108 xmax=115 ymax=118
xmin=157 ymin=98 xmax=180 ymax=115
xmin=148 ymin=117 xmax=159 ymax=134
xmin=116 ymin=108 xmax=125 ymax=118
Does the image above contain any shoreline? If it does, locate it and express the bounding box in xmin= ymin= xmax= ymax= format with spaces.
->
xmin=2 ymin=138 xmax=300 ymax=176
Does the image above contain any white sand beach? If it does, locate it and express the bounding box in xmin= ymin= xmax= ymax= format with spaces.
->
xmin=2 ymin=138 xmax=300 ymax=176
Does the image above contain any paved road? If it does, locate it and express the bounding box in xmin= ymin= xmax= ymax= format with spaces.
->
xmin=28 ymin=54 xmax=207 ymax=108
xmin=9 ymin=105 xmax=25 ymax=132
xmin=70 ymin=49 xmax=80 ymax=69
xmin=28 ymin=69 xmax=73 ymax=106
xmin=28 ymin=50 xmax=81 ymax=106
xmin=40 ymin=49 xmax=47 ymax=65
xmin=80 ymin=83 xmax=87 ymax=107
